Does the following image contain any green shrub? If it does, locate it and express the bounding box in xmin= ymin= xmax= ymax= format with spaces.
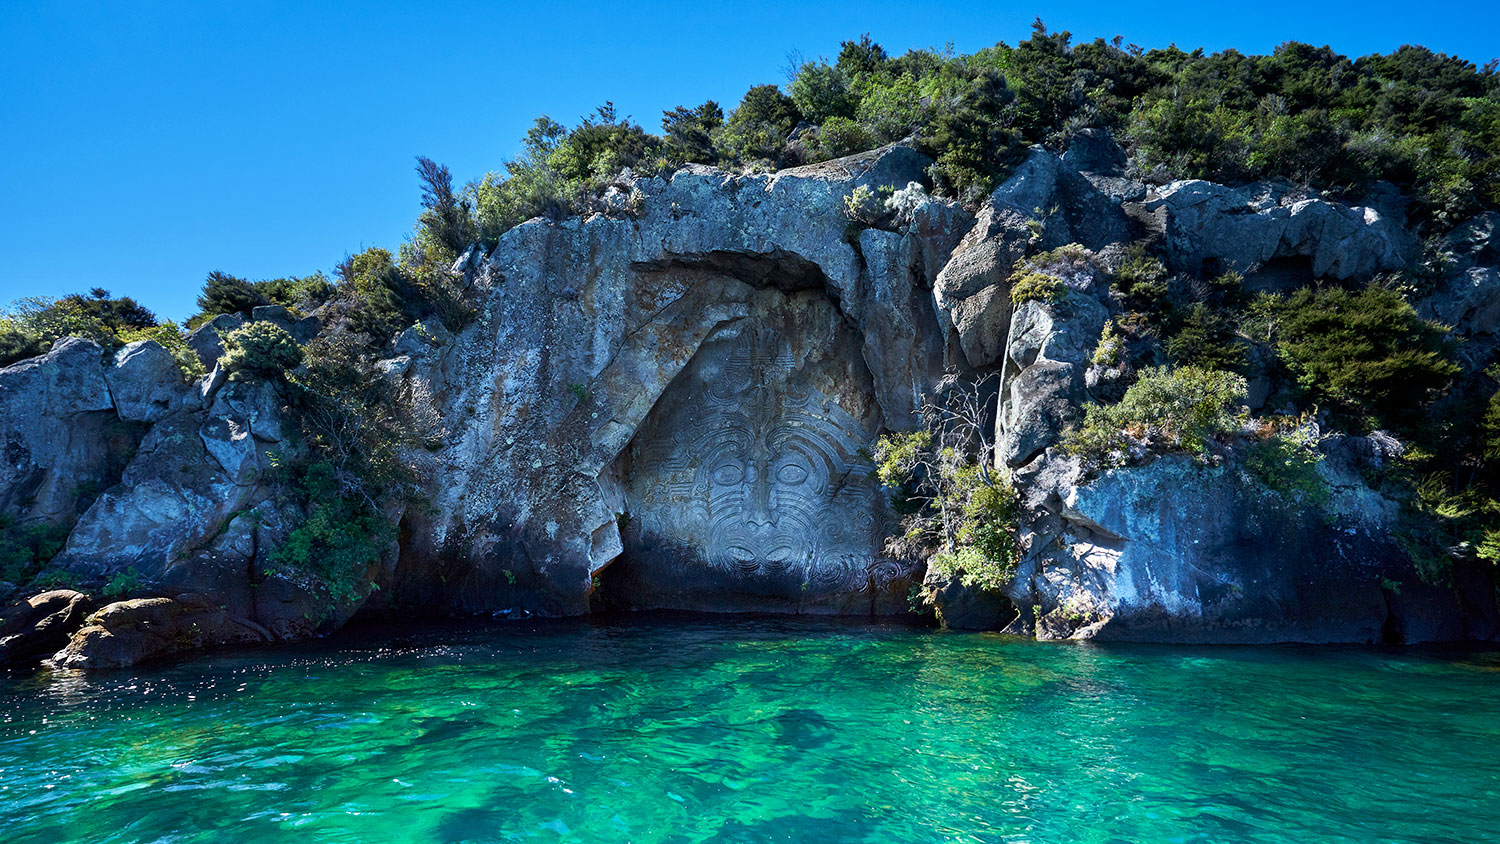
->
xmin=0 ymin=514 xmax=70 ymax=585
xmin=1009 ymin=267 xmax=1066 ymax=304
xmin=842 ymin=184 xmax=889 ymax=224
xmin=1009 ymin=244 xmax=1091 ymax=305
xmin=1248 ymin=285 xmax=1458 ymax=429
xmin=1064 ymin=366 xmax=1248 ymax=465
xmin=1245 ymin=422 xmax=1328 ymax=505
xmin=1167 ymin=304 xmax=1245 ymax=371
xmin=102 ymin=569 xmax=141 ymax=599
xmin=221 ymin=321 xmax=303 ymax=381
xmin=1092 ymin=318 xmax=1125 ymax=367
xmin=1112 ymin=244 xmax=1171 ymax=313
xmin=873 ymin=378 xmax=1021 ymax=591
xmin=267 ymin=461 xmax=392 ymax=607
xmin=812 ymin=116 xmax=872 ymax=160
xmin=873 ymin=431 xmax=1020 ymax=591
xmin=661 ymin=101 xmax=723 ymax=165
xmin=790 ymin=61 xmax=856 ymax=124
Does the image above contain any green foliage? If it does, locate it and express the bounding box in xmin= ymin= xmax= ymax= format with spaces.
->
xmin=1125 ymin=42 xmax=1499 ymax=224
xmin=1248 ymin=285 xmax=1459 ymax=429
xmin=255 ymin=272 xmax=337 ymax=313
xmin=220 ymin=321 xmax=303 ymax=381
xmin=1092 ymin=318 xmax=1124 ymax=366
xmin=717 ymin=84 xmax=802 ymax=165
xmin=0 ymin=290 xmax=199 ymax=371
xmin=473 ymin=117 xmax=570 ymax=241
xmin=31 ymin=568 xmax=80 ymax=592
xmin=874 ymin=379 xmax=1020 ymax=591
xmin=790 ymin=61 xmax=857 ymax=124
xmin=811 ymin=116 xmax=872 ymax=161
xmin=0 ymin=514 xmax=70 ymax=585
xmin=661 ymin=101 xmax=723 ymax=165
xmin=547 ymin=103 xmax=662 ymax=186
xmin=1167 ymin=304 xmax=1245 ymax=371
xmin=1064 ymin=366 xmax=1248 ymax=465
xmin=268 ymin=332 xmax=442 ymax=609
xmin=268 ymin=461 xmax=393 ymax=607
xmin=1009 ymin=244 xmax=1090 ymax=304
xmin=102 ymin=569 xmax=141 ymax=599
xmin=1244 ymin=422 xmax=1328 ymax=505
xmin=1112 ymin=244 xmax=1171 ymax=314
xmin=1009 ymin=267 xmax=1065 ymax=304
xmin=842 ymin=184 xmax=888 ymax=224
xmin=874 ymin=430 xmax=1019 ymax=591
xmin=197 ymin=271 xmax=268 ymax=318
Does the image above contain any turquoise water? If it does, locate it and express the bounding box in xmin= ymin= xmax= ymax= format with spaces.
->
xmin=2 ymin=617 xmax=1499 ymax=843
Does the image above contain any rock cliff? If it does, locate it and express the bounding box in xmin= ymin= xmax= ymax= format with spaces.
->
xmin=4 ymin=136 xmax=1498 ymax=667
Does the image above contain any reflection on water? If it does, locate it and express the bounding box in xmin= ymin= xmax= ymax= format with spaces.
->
xmin=2 ymin=616 xmax=1499 ymax=843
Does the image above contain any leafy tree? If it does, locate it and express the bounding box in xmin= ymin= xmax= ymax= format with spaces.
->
xmin=197 ymin=271 xmax=267 ymax=318
xmin=661 ymin=101 xmax=723 ymax=164
xmin=716 ymin=84 xmax=802 ymax=165
xmin=790 ymin=60 xmax=857 ymax=124
xmin=413 ymin=155 xmax=476 ymax=259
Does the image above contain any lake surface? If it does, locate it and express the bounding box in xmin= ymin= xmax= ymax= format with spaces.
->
xmin=2 ymin=615 xmax=1498 ymax=843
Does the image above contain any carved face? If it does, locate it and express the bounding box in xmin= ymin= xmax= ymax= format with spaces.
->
xmin=623 ymin=296 xmax=889 ymax=589
xmin=697 ymin=416 xmax=851 ymax=573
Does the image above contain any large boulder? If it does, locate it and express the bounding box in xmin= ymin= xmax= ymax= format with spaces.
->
xmin=0 ymin=590 xmax=96 ymax=667
xmin=995 ymin=254 xmax=1110 ymax=468
xmin=107 ymin=340 xmax=187 ymax=422
xmin=52 ymin=379 xmax=287 ymax=580
xmin=997 ymin=453 xmax=1498 ymax=644
xmin=50 ymin=595 xmax=267 ymax=669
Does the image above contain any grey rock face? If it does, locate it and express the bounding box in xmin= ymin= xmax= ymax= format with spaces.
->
xmin=0 ymin=338 xmax=117 ymax=523
xmin=5 ymin=140 xmax=1495 ymax=660
xmin=107 ymin=340 xmax=185 ymax=422
xmin=995 ymin=257 xmax=1110 ymax=468
xmin=996 ymin=451 xmax=1496 ymax=644
xmin=934 ymin=147 xmax=1131 ymax=369
xmin=1146 ymin=180 xmax=1413 ymax=280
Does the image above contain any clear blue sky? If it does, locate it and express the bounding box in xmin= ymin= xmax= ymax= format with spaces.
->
xmin=4 ymin=0 xmax=1498 ymax=322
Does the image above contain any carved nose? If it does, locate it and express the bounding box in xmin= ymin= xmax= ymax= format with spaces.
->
xmin=746 ymin=460 xmax=774 ymax=527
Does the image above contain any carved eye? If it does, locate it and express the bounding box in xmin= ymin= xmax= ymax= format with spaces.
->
xmin=711 ymin=464 xmax=744 ymax=485
xmin=776 ymin=463 xmax=809 ymax=485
